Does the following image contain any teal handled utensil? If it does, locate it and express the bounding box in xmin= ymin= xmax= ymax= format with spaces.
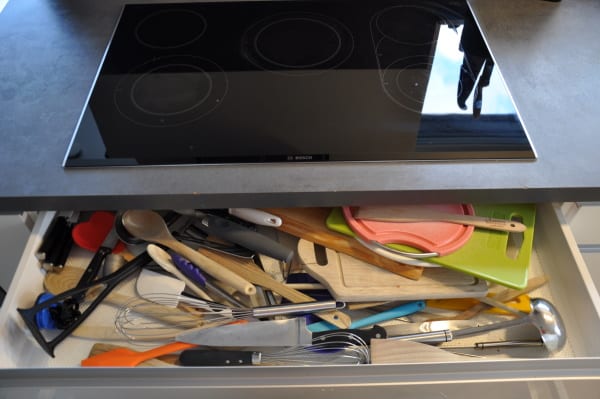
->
xmin=307 ymin=300 xmax=426 ymax=332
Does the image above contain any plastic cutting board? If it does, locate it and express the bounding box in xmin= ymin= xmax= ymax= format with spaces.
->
xmin=326 ymin=204 xmax=536 ymax=289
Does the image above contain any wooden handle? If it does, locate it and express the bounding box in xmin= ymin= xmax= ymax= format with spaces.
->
xmin=197 ymin=247 xmax=351 ymax=329
xmin=355 ymin=206 xmax=527 ymax=233
xmin=168 ymin=240 xmax=257 ymax=296
xmin=434 ymin=275 xmax=549 ymax=321
xmin=262 ymin=208 xmax=423 ymax=280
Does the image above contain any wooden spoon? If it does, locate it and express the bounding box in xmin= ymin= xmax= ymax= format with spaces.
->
xmin=122 ymin=210 xmax=256 ymax=296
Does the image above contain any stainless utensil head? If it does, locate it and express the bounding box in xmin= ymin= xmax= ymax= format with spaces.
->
xmin=529 ymin=298 xmax=566 ymax=352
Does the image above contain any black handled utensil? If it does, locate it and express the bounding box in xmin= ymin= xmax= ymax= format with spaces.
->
xmin=17 ymin=252 xmax=152 ymax=357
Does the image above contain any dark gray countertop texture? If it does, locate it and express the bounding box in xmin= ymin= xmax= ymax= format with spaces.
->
xmin=1 ymin=0 xmax=599 ymax=211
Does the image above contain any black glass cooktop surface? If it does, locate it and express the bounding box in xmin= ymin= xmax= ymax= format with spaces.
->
xmin=64 ymin=0 xmax=535 ymax=167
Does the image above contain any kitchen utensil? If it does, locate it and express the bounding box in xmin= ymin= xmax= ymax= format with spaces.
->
xmin=370 ymin=338 xmax=467 ymax=364
xmin=117 ymin=210 xmax=253 ymax=258
xmin=175 ymin=317 xmax=385 ymax=347
xmin=355 ymin=205 xmax=526 ymax=233
xmin=17 ymin=251 xmax=153 ymax=357
xmin=381 ymin=320 xmax=479 ymax=337
xmin=343 ymin=205 xmax=475 ymax=257
xmin=475 ymin=296 xmax=528 ymax=316
xmin=395 ymin=298 xmax=566 ymax=353
xmin=176 ymin=209 xmax=293 ymax=262
xmin=437 ymin=275 xmax=549 ymax=320
xmin=178 ymin=336 xmax=370 ymax=366
xmin=82 ymin=341 xmax=196 ymax=367
xmin=261 ymin=207 xmax=423 ymax=280
xmin=168 ymin=249 xmax=246 ymax=307
xmin=450 ymin=298 xmax=566 ymax=352
xmin=196 ymin=247 xmax=351 ymax=328
xmin=351 ymin=235 xmax=442 ymax=267
xmin=122 ymin=210 xmax=256 ymax=296
xmin=43 ymin=265 xmax=217 ymax=341
xmin=298 ymin=239 xmax=488 ymax=302
xmin=306 ymin=301 xmax=425 ymax=332
xmin=145 ymin=244 xmax=212 ymax=301
xmin=72 ymin=211 xmax=126 ymax=254
xmin=327 ymin=204 xmax=537 ymax=289
xmin=36 ymin=216 xmax=74 ymax=272
xmin=426 ymin=295 xmax=532 ymax=316
xmin=135 ymin=268 xmax=187 ymax=305
xmin=86 ymin=343 xmax=176 ymax=367
xmin=115 ymin=294 xmax=344 ymax=342
xmin=228 ymin=208 xmax=282 ymax=227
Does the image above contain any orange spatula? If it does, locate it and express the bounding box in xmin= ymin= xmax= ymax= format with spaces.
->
xmin=81 ymin=341 xmax=197 ymax=367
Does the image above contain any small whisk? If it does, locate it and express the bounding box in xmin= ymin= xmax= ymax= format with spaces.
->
xmin=178 ymin=332 xmax=371 ymax=366
xmin=114 ymin=293 xmax=342 ymax=342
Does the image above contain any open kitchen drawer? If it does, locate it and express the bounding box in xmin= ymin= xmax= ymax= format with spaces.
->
xmin=1 ymin=203 xmax=600 ymax=398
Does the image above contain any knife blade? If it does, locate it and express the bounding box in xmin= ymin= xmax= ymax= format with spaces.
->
xmin=175 ymin=317 xmax=386 ymax=347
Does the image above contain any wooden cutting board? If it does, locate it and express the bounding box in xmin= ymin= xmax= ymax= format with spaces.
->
xmin=297 ymin=239 xmax=487 ymax=302
xmin=262 ymin=208 xmax=423 ymax=280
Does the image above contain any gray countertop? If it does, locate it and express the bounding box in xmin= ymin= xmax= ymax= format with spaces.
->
xmin=0 ymin=0 xmax=598 ymax=212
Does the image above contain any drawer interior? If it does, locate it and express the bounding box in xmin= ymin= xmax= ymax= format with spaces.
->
xmin=1 ymin=203 xmax=600 ymax=370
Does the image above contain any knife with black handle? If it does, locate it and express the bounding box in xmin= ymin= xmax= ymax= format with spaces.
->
xmin=178 ymin=325 xmax=385 ymax=366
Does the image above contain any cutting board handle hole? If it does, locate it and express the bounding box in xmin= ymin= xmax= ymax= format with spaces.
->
xmin=313 ymin=243 xmax=329 ymax=266
xmin=506 ymin=215 xmax=524 ymax=259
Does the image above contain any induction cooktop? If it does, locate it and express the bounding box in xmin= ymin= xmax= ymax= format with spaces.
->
xmin=64 ymin=0 xmax=535 ymax=167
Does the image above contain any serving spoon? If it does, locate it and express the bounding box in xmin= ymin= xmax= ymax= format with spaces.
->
xmin=122 ymin=210 xmax=256 ymax=296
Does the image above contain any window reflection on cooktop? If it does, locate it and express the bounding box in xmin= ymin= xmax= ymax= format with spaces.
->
xmin=64 ymin=0 xmax=535 ymax=167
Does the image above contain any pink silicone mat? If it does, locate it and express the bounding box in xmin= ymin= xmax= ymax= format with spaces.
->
xmin=342 ymin=204 xmax=475 ymax=256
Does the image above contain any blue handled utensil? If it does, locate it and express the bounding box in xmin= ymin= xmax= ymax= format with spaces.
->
xmin=307 ymin=300 xmax=426 ymax=332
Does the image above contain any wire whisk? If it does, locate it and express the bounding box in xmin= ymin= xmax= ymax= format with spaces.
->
xmin=178 ymin=332 xmax=371 ymax=366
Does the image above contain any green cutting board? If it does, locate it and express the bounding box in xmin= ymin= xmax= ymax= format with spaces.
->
xmin=326 ymin=204 xmax=536 ymax=289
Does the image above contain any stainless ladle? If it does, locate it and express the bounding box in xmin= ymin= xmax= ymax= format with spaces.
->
xmin=396 ymin=298 xmax=566 ymax=353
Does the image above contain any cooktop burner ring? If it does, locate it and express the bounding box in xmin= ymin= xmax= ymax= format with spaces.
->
xmin=113 ymin=55 xmax=228 ymax=127
xmin=242 ymin=12 xmax=354 ymax=75
xmin=129 ymin=63 xmax=214 ymax=117
xmin=134 ymin=9 xmax=207 ymax=49
xmin=381 ymin=55 xmax=436 ymax=113
xmin=372 ymin=3 xmax=462 ymax=46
